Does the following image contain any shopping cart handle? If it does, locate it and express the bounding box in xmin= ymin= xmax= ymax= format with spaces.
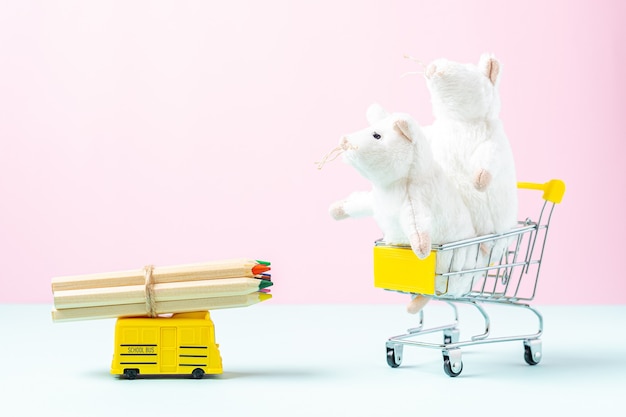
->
xmin=517 ymin=179 xmax=566 ymax=204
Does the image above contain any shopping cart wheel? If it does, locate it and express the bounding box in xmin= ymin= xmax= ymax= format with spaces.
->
xmin=442 ymin=349 xmax=463 ymax=377
xmin=386 ymin=345 xmax=403 ymax=368
xmin=523 ymin=339 xmax=542 ymax=365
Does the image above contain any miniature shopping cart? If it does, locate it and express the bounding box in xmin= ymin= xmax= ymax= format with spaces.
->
xmin=375 ymin=179 xmax=565 ymax=377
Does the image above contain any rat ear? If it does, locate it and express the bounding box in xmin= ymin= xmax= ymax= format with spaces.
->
xmin=479 ymin=53 xmax=500 ymax=85
xmin=366 ymin=103 xmax=390 ymax=125
xmin=393 ymin=119 xmax=413 ymax=142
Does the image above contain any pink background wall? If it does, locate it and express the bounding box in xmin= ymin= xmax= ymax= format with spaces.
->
xmin=1 ymin=0 xmax=624 ymax=305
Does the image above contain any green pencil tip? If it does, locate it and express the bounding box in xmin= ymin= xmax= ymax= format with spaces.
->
xmin=256 ymin=260 xmax=271 ymax=266
xmin=259 ymin=279 xmax=273 ymax=289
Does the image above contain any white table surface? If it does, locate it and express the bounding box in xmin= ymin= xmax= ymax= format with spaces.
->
xmin=0 ymin=303 xmax=624 ymax=416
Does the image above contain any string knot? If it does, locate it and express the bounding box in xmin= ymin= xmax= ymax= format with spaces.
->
xmin=144 ymin=265 xmax=156 ymax=317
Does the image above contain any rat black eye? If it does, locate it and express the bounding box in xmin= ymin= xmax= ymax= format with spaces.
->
xmin=372 ymin=132 xmax=381 ymax=140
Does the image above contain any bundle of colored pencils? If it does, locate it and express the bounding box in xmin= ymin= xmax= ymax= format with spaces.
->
xmin=51 ymin=259 xmax=272 ymax=322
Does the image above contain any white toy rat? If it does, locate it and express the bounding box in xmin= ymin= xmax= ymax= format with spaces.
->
xmin=322 ymin=104 xmax=479 ymax=312
xmin=422 ymin=53 xmax=518 ymax=260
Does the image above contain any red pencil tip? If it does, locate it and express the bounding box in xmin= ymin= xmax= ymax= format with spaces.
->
xmin=252 ymin=265 xmax=271 ymax=275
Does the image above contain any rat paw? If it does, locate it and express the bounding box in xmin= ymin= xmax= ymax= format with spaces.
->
xmin=474 ymin=169 xmax=492 ymax=191
xmin=480 ymin=242 xmax=491 ymax=256
xmin=406 ymin=295 xmax=429 ymax=314
xmin=329 ymin=201 xmax=349 ymax=220
xmin=410 ymin=231 xmax=431 ymax=259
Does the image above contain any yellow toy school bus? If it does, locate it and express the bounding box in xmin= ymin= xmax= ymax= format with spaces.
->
xmin=110 ymin=311 xmax=223 ymax=379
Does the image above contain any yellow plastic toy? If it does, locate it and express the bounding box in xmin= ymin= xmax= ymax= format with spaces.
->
xmin=110 ymin=311 xmax=223 ymax=379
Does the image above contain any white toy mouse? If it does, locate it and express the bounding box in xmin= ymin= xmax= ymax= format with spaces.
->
xmin=323 ymin=104 xmax=479 ymax=312
xmin=422 ymin=53 xmax=518 ymax=261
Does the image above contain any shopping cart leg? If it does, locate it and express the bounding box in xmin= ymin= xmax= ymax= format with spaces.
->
xmin=443 ymin=328 xmax=460 ymax=345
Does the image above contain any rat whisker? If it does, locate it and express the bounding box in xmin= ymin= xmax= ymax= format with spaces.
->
xmin=403 ymin=54 xmax=427 ymax=68
xmin=316 ymin=143 xmax=358 ymax=170
xmin=315 ymin=146 xmax=344 ymax=170
xmin=401 ymin=70 xmax=425 ymax=78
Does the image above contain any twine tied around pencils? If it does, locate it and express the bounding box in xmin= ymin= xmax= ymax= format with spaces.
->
xmin=144 ymin=265 xmax=157 ymax=317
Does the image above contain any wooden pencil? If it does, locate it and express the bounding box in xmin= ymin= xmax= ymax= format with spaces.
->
xmin=51 ymin=259 xmax=271 ymax=292
xmin=153 ymin=260 xmax=270 ymax=284
xmin=53 ymin=278 xmax=273 ymax=309
xmin=53 ymin=285 xmax=146 ymax=309
xmin=51 ymin=269 xmax=145 ymax=292
xmin=51 ymin=292 xmax=272 ymax=322
xmin=153 ymin=278 xmax=272 ymax=302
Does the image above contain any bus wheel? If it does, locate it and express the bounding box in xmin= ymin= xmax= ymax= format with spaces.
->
xmin=123 ymin=369 xmax=138 ymax=380
xmin=191 ymin=368 xmax=205 ymax=379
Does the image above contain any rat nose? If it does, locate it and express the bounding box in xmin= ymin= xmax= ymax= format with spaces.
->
xmin=340 ymin=136 xmax=350 ymax=150
xmin=425 ymin=63 xmax=437 ymax=79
